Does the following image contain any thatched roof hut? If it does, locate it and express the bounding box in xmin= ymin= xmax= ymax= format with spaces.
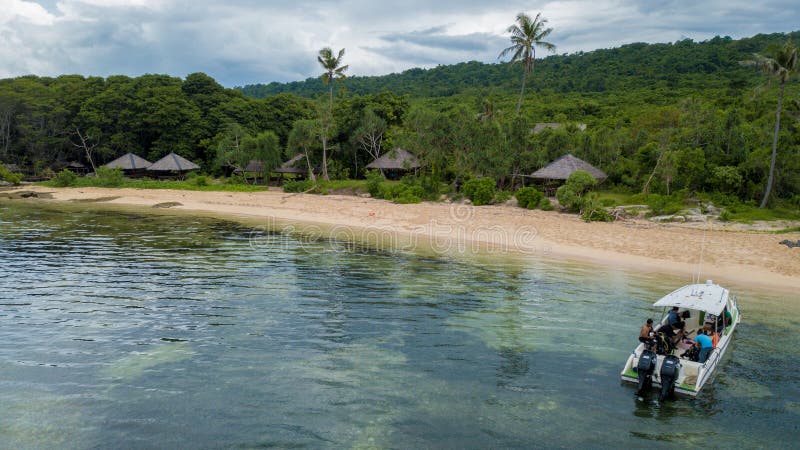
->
xmin=104 ymin=153 xmax=151 ymax=171
xmin=529 ymin=154 xmax=607 ymax=181
xmin=147 ymin=152 xmax=200 ymax=173
xmin=272 ymin=153 xmax=310 ymax=175
xmin=532 ymin=123 xmax=587 ymax=134
xmin=366 ymin=148 xmax=420 ymax=170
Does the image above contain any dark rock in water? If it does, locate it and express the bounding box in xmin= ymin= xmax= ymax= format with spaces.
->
xmin=779 ymin=239 xmax=800 ymax=248
xmin=20 ymin=192 xmax=38 ymax=198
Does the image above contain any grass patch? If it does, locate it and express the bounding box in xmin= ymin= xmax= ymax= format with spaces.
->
xmin=771 ymin=227 xmax=800 ymax=234
xmin=725 ymin=204 xmax=800 ymax=223
xmin=41 ymin=177 xmax=268 ymax=193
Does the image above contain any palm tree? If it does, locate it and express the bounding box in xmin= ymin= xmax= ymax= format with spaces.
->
xmin=498 ymin=12 xmax=555 ymax=115
xmin=742 ymin=40 xmax=798 ymax=208
xmin=317 ymin=47 xmax=348 ymax=113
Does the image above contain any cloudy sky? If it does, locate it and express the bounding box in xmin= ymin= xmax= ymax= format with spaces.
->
xmin=2 ymin=0 xmax=798 ymax=87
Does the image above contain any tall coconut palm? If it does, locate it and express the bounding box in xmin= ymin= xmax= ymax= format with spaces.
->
xmin=317 ymin=47 xmax=348 ymax=181
xmin=499 ymin=12 xmax=555 ymax=115
xmin=318 ymin=47 xmax=348 ymax=113
xmin=742 ymin=40 xmax=798 ymax=208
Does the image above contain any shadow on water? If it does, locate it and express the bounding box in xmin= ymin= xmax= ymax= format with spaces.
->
xmin=0 ymin=202 xmax=798 ymax=448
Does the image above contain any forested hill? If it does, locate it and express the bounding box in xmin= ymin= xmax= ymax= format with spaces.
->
xmin=238 ymin=31 xmax=800 ymax=99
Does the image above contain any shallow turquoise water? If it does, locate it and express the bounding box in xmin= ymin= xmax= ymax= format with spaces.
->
xmin=0 ymin=202 xmax=798 ymax=448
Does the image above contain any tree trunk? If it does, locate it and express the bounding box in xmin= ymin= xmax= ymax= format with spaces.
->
xmin=515 ymin=69 xmax=528 ymax=116
xmin=760 ymin=80 xmax=784 ymax=208
xmin=304 ymin=148 xmax=316 ymax=183
xmin=329 ymin=79 xmax=334 ymax=113
xmin=321 ymin=134 xmax=330 ymax=182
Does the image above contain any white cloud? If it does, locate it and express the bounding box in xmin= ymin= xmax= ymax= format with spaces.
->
xmin=0 ymin=0 xmax=797 ymax=85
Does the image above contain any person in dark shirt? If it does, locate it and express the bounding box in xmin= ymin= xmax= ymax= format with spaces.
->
xmin=667 ymin=307 xmax=681 ymax=327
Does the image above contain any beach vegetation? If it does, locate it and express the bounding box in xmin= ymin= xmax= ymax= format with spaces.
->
xmin=3 ymin=31 xmax=800 ymax=222
xmin=514 ymin=186 xmax=544 ymax=209
xmin=463 ymin=177 xmax=496 ymax=206
xmin=93 ymin=167 xmax=125 ymax=187
xmin=0 ymin=164 xmax=22 ymax=185
xmin=52 ymin=169 xmax=78 ymax=187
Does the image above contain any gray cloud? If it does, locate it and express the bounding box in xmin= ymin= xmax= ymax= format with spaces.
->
xmin=0 ymin=0 xmax=798 ymax=87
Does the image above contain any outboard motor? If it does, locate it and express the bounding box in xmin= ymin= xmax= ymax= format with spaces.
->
xmin=636 ymin=348 xmax=657 ymax=397
xmin=659 ymin=355 xmax=681 ymax=401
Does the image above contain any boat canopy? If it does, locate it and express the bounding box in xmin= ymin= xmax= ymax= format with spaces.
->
xmin=652 ymin=281 xmax=729 ymax=315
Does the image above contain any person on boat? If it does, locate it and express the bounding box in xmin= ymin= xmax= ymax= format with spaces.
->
xmin=671 ymin=321 xmax=687 ymax=346
xmin=667 ymin=307 xmax=681 ymax=327
xmin=695 ymin=329 xmax=714 ymax=363
xmin=639 ymin=318 xmax=654 ymax=344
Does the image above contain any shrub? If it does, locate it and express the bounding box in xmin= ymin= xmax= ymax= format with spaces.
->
xmin=463 ymin=177 xmax=495 ymax=206
xmin=645 ymin=193 xmax=684 ymax=216
xmin=0 ymin=164 xmax=22 ymax=185
xmin=718 ymin=209 xmax=732 ymax=222
xmin=565 ymin=170 xmax=597 ymax=192
xmin=382 ymin=183 xmax=423 ymax=203
xmin=556 ymin=185 xmax=581 ymax=212
xmin=283 ymin=179 xmax=313 ymax=193
xmin=365 ymin=170 xmax=384 ymax=198
xmin=539 ymin=196 xmax=554 ymax=211
xmin=94 ymin=167 xmax=124 ymax=187
xmin=556 ymin=171 xmax=598 ymax=213
xmin=192 ymin=175 xmax=210 ymax=187
xmin=52 ymin=169 xmax=78 ymax=187
xmin=494 ymin=190 xmax=513 ymax=204
xmin=515 ymin=187 xmax=544 ymax=209
xmin=225 ymin=174 xmax=248 ymax=185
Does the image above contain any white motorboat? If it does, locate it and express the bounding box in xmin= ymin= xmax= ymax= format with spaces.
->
xmin=620 ymin=280 xmax=741 ymax=398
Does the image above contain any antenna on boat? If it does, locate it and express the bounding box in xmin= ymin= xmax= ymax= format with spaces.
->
xmin=693 ymin=223 xmax=709 ymax=285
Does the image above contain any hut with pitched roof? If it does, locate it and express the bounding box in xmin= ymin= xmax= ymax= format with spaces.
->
xmin=103 ymin=152 xmax=152 ymax=177
xmin=146 ymin=152 xmax=200 ymax=179
xmin=365 ymin=148 xmax=420 ymax=178
xmin=527 ymin=153 xmax=607 ymax=196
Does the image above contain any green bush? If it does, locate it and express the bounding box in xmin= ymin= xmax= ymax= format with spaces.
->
xmin=52 ymin=169 xmax=78 ymax=187
xmin=539 ymin=197 xmax=554 ymax=211
xmin=556 ymin=171 xmax=598 ymax=213
xmin=718 ymin=209 xmax=732 ymax=222
xmin=494 ymin=190 xmax=513 ymax=203
xmin=283 ymin=179 xmax=313 ymax=193
xmin=566 ymin=170 xmax=597 ymax=192
xmin=0 ymin=164 xmax=22 ymax=185
xmin=192 ymin=175 xmax=210 ymax=187
xmin=645 ymin=193 xmax=684 ymax=216
xmin=515 ymin=187 xmax=544 ymax=209
xmin=382 ymin=183 xmax=423 ymax=203
xmin=94 ymin=167 xmax=124 ymax=187
xmin=225 ymin=174 xmax=248 ymax=185
xmin=463 ymin=177 xmax=495 ymax=206
xmin=556 ymin=185 xmax=582 ymax=212
xmin=365 ymin=170 xmax=384 ymax=198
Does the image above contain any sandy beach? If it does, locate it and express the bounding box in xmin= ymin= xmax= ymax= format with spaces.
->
xmin=5 ymin=185 xmax=799 ymax=293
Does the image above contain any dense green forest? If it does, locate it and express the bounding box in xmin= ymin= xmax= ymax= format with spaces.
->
xmin=1 ymin=31 xmax=799 ymax=209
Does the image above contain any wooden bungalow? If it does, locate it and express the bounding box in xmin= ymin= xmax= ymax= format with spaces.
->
xmin=146 ymin=152 xmax=200 ymax=179
xmin=64 ymin=161 xmax=91 ymax=175
xmin=103 ymin=152 xmax=152 ymax=177
xmin=233 ymin=160 xmax=267 ymax=183
xmin=365 ymin=148 xmax=420 ymax=179
xmin=527 ymin=153 xmax=607 ymax=196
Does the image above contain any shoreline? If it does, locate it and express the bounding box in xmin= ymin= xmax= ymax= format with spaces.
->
xmin=5 ymin=185 xmax=800 ymax=294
